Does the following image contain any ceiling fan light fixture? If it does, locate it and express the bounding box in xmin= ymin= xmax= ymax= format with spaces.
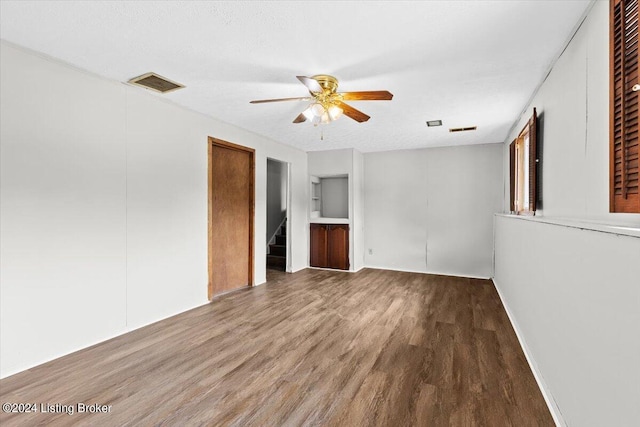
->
xmin=250 ymin=75 xmax=392 ymax=125
xmin=302 ymin=106 xmax=315 ymax=120
xmin=328 ymin=105 xmax=343 ymax=121
xmin=310 ymin=102 xmax=325 ymax=117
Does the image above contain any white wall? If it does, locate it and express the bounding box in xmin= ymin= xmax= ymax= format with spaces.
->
xmin=320 ymin=177 xmax=348 ymax=218
xmin=0 ymin=41 xmax=308 ymax=378
xmin=307 ymin=148 xmax=354 ymax=179
xmin=352 ymin=150 xmax=365 ymax=271
xmin=503 ymin=1 xmax=639 ymax=225
xmin=495 ymin=3 xmax=640 ymax=425
xmin=364 ymin=149 xmax=427 ymax=272
xmin=364 ymin=144 xmax=503 ymax=278
xmin=1 ymin=42 xmax=128 ymax=377
xmin=494 ymin=216 xmax=640 ymax=427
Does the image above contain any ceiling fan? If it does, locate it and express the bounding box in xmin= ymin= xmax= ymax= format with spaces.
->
xmin=250 ymin=75 xmax=393 ymax=124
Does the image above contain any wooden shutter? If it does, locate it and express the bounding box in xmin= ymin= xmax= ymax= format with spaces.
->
xmin=509 ymin=140 xmax=516 ymax=212
xmin=510 ymin=108 xmax=537 ymax=214
xmin=528 ymin=108 xmax=538 ymax=212
xmin=610 ymin=0 xmax=640 ymax=213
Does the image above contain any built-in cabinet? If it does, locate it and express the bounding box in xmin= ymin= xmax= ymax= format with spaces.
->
xmin=310 ymin=223 xmax=349 ymax=270
xmin=308 ymin=149 xmax=363 ymax=272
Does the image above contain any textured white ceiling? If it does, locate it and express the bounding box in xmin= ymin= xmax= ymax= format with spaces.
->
xmin=0 ymin=0 xmax=592 ymax=152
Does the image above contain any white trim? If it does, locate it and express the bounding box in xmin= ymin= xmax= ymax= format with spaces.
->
xmin=307 ymin=266 xmax=364 ymax=274
xmin=0 ymin=299 xmax=211 ymax=379
xmin=494 ymin=213 xmax=640 ymax=238
xmin=492 ymin=278 xmax=565 ymax=427
xmin=286 ymin=162 xmax=292 ymax=273
xmin=364 ymin=265 xmax=491 ymax=280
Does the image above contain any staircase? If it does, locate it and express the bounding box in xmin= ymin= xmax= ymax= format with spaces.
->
xmin=267 ymin=219 xmax=287 ymax=271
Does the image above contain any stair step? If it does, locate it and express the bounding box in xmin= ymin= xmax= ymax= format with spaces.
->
xmin=275 ymin=234 xmax=286 ymax=245
xmin=269 ymin=244 xmax=286 ymax=257
xmin=267 ymin=255 xmax=286 ymax=271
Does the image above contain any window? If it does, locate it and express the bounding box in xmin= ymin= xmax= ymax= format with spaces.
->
xmin=510 ymin=108 xmax=538 ymax=214
xmin=610 ymin=0 xmax=640 ymax=213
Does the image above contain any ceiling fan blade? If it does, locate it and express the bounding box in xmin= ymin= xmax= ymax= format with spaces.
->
xmin=297 ymin=76 xmax=324 ymax=94
xmin=250 ymin=96 xmax=312 ymax=104
xmin=335 ymin=101 xmax=370 ymax=123
xmin=340 ymin=90 xmax=393 ymax=101
xmin=293 ymin=113 xmax=307 ymax=123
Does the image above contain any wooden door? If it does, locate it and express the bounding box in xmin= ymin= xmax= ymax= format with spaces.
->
xmin=327 ymin=224 xmax=349 ymax=270
xmin=309 ymin=224 xmax=328 ymax=268
xmin=208 ymin=138 xmax=254 ymax=299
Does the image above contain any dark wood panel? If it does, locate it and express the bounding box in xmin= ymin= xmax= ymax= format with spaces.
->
xmin=209 ymin=138 xmax=255 ymax=298
xmin=0 ymin=269 xmax=554 ymax=426
xmin=309 ymin=223 xmax=328 ymax=268
xmin=610 ymin=0 xmax=640 ymax=212
xmin=528 ymin=108 xmax=537 ymax=212
xmin=327 ymin=224 xmax=349 ymax=270
xmin=509 ymin=141 xmax=516 ymax=212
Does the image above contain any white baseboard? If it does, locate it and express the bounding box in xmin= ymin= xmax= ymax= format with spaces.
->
xmin=1 ymin=299 xmax=211 ymax=379
xmin=491 ymin=278 xmax=565 ymax=427
xmin=306 ymin=266 xmax=363 ymax=273
xmin=364 ymin=265 xmax=491 ymax=280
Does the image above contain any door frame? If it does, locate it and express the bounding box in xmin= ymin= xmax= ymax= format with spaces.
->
xmin=266 ymin=157 xmax=292 ymax=273
xmin=285 ymin=161 xmax=292 ymax=272
xmin=208 ymin=137 xmax=255 ymax=300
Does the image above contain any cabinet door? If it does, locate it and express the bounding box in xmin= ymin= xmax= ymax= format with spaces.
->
xmin=327 ymin=224 xmax=349 ymax=270
xmin=310 ymin=224 xmax=328 ymax=268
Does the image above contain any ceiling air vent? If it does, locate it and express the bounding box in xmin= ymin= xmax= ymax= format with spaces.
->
xmin=449 ymin=126 xmax=477 ymax=133
xmin=127 ymin=72 xmax=185 ymax=94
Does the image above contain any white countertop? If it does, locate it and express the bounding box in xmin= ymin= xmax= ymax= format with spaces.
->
xmin=309 ymin=218 xmax=350 ymax=225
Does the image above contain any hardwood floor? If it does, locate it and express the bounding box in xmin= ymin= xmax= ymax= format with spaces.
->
xmin=0 ymin=268 xmax=553 ymax=426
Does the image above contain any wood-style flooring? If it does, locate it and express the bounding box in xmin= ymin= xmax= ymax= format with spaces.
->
xmin=0 ymin=268 xmax=553 ymax=426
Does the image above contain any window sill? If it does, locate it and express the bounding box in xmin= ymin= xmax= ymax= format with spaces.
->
xmin=494 ymin=213 xmax=640 ymax=239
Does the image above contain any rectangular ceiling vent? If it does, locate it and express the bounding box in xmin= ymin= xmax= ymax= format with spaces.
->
xmin=449 ymin=126 xmax=477 ymax=133
xmin=127 ymin=72 xmax=185 ymax=94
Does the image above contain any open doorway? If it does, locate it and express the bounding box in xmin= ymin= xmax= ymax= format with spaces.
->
xmin=266 ymin=158 xmax=290 ymax=273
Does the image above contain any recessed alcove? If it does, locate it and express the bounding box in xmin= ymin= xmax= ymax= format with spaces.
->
xmin=310 ymin=175 xmax=348 ymax=219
